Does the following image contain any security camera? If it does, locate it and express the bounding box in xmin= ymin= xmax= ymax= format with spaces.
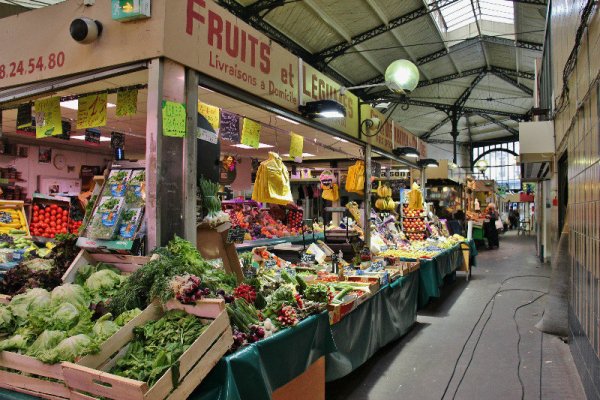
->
xmin=70 ymin=18 xmax=103 ymax=44
xmin=365 ymin=117 xmax=381 ymax=131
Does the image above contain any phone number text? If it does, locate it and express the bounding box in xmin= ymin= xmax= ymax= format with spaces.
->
xmin=0 ymin=52 xmax=66 ymax=80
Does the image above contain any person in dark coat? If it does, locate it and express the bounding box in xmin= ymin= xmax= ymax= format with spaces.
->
xmin=483 ymin=203 xmax=500 ymax=249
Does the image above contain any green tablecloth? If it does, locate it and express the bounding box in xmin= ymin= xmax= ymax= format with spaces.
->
xmin=417 ymin=243 xmax=467 ymax=308
xmin=326 ymin=272 xmax=418 ymax=381
xmin=191 ymin=311 xmax=335 ymax=400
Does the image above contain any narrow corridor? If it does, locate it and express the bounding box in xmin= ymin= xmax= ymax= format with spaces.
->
xmin=327 ymin=232 xmax=586 ymax=400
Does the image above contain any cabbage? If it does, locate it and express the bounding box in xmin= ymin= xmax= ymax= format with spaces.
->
xmin=9 ymin=288 xmax=51 ymax=321
xmin=0 ymin=306 xmax=14 ymax=336
xmin=84 ymin=269 xmax=126 ymax=302
xmin=52 ymin=303 xmax=81 ymax=330
xmin=0 ymin=333 xmax=29 ymax=352
xmin=26 ymin=330 xmax=67 ymax=358
xmin=50 ymin=284 xmax=89 ymax=310
xmin=92 ymin=315 xmax=119 ymax=342
xmin=114 ymin=308 xmax=142 ymax=327
xmin=38 ymin=334 xmax=98 ymax=364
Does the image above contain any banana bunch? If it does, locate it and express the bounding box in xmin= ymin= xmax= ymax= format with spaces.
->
xmin=0 ymin=207 xmax=28 ymax=234
xmin=374 ymin=183 xmax=396 ymax=211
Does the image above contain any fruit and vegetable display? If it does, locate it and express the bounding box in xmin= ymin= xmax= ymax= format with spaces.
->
xmin=0 ymin=268 xmax=141 ymax=364
xmin=401 ymin=205 xmax=426 ymax=241
xmin=225 ymin=204 xmax=303 ymax=240
xmin=29 ymin=203 xmax=71 ymax=239
xmin=0 ymin=234 xmax=78 ymax=296
xmin=0 ymin=204 xmax=28 ymax=236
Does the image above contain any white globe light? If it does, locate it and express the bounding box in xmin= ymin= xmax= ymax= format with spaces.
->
xmin=385 ymin=60 xmax=420 ymax=94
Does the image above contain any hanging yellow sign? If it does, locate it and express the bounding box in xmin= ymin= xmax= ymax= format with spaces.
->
xmin=116 ymin=89 xmax=138 ymax=117
xmin=241 ymin=118 xmax=261 ymax=148
xmin=34 ymin=97 xmax=63 ymax=139
xmin=289 ymin=132 xmax=304 ymax=159
xmin=77 ymin=93 xmax=108 ymax=129
xmin=162 ymin=100 xmax=187 ymax=137
xmin=198 ymin=102 xmax=220 ymax=132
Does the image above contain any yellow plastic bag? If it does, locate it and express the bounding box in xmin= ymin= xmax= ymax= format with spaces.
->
xmin=345 ymin=160 xmax=365 ymax=195
xmin=322 ymin=183 xmax=339 ymax=201
xmin=252 ymin=152 xmax=293 ymax=205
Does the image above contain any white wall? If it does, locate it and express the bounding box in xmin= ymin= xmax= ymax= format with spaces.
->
xmin=0 ymin=144 xmax=110 ymax=199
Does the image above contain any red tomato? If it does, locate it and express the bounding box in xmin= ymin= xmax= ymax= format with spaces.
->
xmin=33 ymin=217 xmax=38 ymax=223
xmin=50 ymin=210 xmax=57 ymax=216
xmin=33 ymin=205 xmax=39 ymax=211
xmin=62 ymin=216 xmax=68 ymax=223
xmin=63 ymin=210 xmax=68 ymax=216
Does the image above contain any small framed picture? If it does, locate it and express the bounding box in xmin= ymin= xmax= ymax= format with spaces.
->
xmin=38 ymin=147 xmax=52 ymax=163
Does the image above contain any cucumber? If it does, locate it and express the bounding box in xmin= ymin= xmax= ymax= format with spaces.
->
xmin=9 ymin=229 xmax=26 ymax=235
xmin=295 ymin=274 xmax=308 ymax=295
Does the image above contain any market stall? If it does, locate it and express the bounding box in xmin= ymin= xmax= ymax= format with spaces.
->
xmin=0 ymin=1 xmax=481 ymax=399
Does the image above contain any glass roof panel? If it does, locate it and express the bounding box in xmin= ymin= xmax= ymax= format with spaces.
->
xmin=431 ymin=0 xmax=514 ymax=32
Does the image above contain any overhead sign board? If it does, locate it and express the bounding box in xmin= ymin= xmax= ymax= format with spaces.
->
xmin=165 ymin=0 xmax=299 ymax=111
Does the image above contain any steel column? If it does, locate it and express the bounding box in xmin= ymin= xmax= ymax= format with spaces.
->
xmin=364 ymin=143 xmax=372 ymax=248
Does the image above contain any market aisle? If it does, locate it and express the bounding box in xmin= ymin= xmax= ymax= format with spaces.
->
xmin=326 ymin=232 xmax=586 ymax=400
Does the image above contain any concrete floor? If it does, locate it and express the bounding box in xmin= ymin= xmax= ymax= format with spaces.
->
xmin=327 ymin=231 xmax=586 ymax=400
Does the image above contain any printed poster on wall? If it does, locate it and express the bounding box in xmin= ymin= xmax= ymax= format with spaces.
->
xmin=77 ymin=93 xmax=108 ymax=129
xmin=197 ymin=101 xmax=220 ymax=144
xmin=162 ymin=100 xmax=187 ymax=137
xmin=16 ymin=104 xmax=32 ymax=130
xmin=34 ymin=97 xmax=63 ymax=138
xmin=116 ymin=89 xmax=138 ymax=117
xmin=220 ymin=110 xmax=240 ymax=143
xmin=85 ymin=128 xmax=101 ymax=144
xmin=241 ymin=118 xmax=261 ymax=148
xmin=289 ymin=132 xmax=304 ymax=159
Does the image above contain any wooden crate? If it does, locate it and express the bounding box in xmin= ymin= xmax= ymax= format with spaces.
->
xmin=0 ymin=351 xmax=70 ymax=399
xmin=62 ymin=302 xmax=233 ymax=400
xmin=0 ymin=301 xmax=152 ymax=400
xmin=62 ymin=250 xmax=152 ymax=283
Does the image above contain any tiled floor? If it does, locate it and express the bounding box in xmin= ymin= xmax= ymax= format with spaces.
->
xmin=327 ymin=231 xmax=586 ymax=400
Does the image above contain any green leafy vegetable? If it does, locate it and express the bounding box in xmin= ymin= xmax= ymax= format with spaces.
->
xmin=0 ymin=306 xmax=14 ymax=336
xmin=26 ymin=330 xmax=67 ymax=358
xmin=50 ymin=284 xmax=89 ymax=310
xmin=84 ymin=269 xmax=126 ymax=303
xmin=38 ymin=334 xmax=98 ymax=363
xmin=113 ymin=308 xmax=142 ymax=326
xmin=92 ymin=314 xmax=120 ymax=342
xmin=110 ymin=311 xmax=207 ymax=387
xmin=9 ymin=288 xmax=51 ymax=322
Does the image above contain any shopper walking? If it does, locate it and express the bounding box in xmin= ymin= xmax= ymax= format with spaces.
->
xmin=483 ymin=203 xmax=500 ymax=249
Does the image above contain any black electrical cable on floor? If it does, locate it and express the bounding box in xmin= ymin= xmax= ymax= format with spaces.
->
xmin=538 ymin=314 xmax=545 ymax=400
xmin=450 ymin=289 xmax=547 ymax=400
xmin=513 ymin=293 xmax=547 ymax=400
xmin=439 ymin=275 xmax=550 ymax=400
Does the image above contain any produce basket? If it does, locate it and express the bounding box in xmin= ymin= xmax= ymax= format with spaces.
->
xmin=62 ymin=302 xmax=233 ymax=400
xmin=0 ymin=200 xmax=30 ymax=237
xmin=29 ymin=194 xmax=71 ymax=242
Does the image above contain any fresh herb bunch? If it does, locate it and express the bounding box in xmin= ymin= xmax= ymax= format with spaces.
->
xmin=109 ymin=237 xmax=236 ymax=315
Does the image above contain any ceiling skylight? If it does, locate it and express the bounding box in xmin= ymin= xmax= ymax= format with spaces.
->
xmin=432 ymin=0 xmax=514 ymax=32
